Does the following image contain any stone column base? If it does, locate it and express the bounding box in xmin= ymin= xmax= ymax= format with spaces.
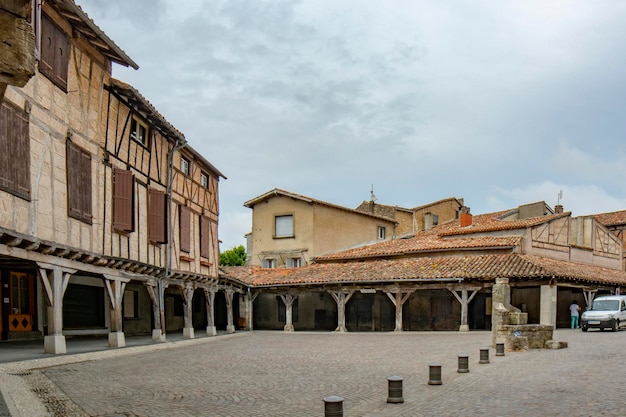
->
xmin=152 ymin=329 xmax=166 ymax=342
xmin=44 ymin=335 xmax=67 ymax=354
xmin=284 ymin=324 xmax=294 ymax=332
xmin=108 ymin=331 xmax=126 ymax=348
xmin=206 ymin=326 xmax=217 ymax=336
xmin=334 ymin=326 xmax=348 ymax=333
xmin=226 ymin=324 xmax=235 ymax=334
xmin=183 ymin=327 xmax=195 ymax=339
xmin=459 ymin=324 xmax=470 ymax=332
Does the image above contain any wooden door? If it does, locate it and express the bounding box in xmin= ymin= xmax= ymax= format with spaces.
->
xmin=8 ymin=272 xmax=33 ymax=332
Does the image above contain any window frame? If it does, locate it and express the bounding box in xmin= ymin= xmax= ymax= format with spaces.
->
xmin=129 ymin=115 xmax=150 ymax=148
xmin=274 ymin=214 xmax=294 ymax=238
xmin=288 ymin=257 xmax=302 ymax=268
xmin=147 ymin=187 xmax=167 ymax=244
xmin=180 ymin=156 xmax=190 ymax=175
xmin=377 ymin=226 xmax=386 ymax=240
xmin=200 ymin=172 xmax=209 ymax=188
xmin=179 ymin=205 xmax=191 ymax=253
xmin=264 ymin=258 xmax=276 ymax=269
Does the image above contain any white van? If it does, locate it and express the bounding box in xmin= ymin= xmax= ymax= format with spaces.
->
xmin=580 ymin=295 xmax=626 ymax=332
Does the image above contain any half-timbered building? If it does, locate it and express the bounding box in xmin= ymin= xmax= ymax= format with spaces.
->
xmin=0 ymin=0 xmax=241 ymax=354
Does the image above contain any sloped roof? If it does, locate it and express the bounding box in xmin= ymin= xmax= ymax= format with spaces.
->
xmin=221 ymin=253 xmax=626 ymax=288
xmin=108 ymin=79 xmax=185 ymax=143
xmin=49 ymin=0 xmax=138 ymax=69
xmin=411 ymin=197 xmax=464 ymax=211
xmin=595 ymin=210 xmax=626 ymax=227
xmin=244 ymin=189 xmax=398 ymax=223
xmin=314 ymin=209 xmax=568 ymax=261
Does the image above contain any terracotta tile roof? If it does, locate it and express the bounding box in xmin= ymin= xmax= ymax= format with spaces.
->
xmin=243 ymin=189 xmax=398 ymax=223
xmin=314 ymin=209 xmax=568 ymax=261
xmin=594 ymin=210 xmax=626 ymax=227
xmin=221 ymin=254 xmax=626 ymax=288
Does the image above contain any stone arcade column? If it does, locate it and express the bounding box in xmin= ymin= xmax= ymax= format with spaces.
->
xmin=225 ymin=287 xmax=236 ymax=333
xmin=280 ymin=293 xmax=298 ymax=332
xmin=539 ymin=284 xmax=557 ymax=327
xmin=37 ymin=263 xmax=76 ymax=354
xmin=245 ymin=290 xmax=258 ymax=331
xmin=329 ymin=290 xmax=354 ymax=332
xmin=104 ymin=275 xmax=130 ymax=347
xmin=450 ymin=288 xmax=480 ymax=332
xmin=180 ymin=283 xmax=196 ymax=339
xmin=204 ymin=285 xmax=218 ymax=336
xmin=145 ymin=281 xmax=167 ymax=341
xmin=385 ymin=290 xmax=415 ymax=332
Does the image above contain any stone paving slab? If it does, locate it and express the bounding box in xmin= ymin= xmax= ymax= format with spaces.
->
xmin=0 ymin=329 xmax=623 ymax=416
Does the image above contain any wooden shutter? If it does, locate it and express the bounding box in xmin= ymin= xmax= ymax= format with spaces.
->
xmin=39 ymin=13 xmax=69 ymax=91
xmin=200 ymin=215 xmax=210 ymax=259
xmin=0 ymin=102 xmax=30 ymax=200
xmin=148 ymin=188 xmax=166 ymax=243
xmin=179 ymin=205 xmax=191 ymax=253
xmin=113 ymin=168 xmax=134 ymax=232
xmin=67 ymin=142 xmax=92 ymax=223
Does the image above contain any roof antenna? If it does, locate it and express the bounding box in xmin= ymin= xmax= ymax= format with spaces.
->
xmin=557 ymin=190 xmax=563 ymax=205
xmin=370 ymin=184 xmax=377 ymax=202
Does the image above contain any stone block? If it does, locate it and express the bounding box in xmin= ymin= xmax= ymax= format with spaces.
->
xmin=509 ymin=312 xmax=528 ymax=325
xmin=505 ymin=335 xmax=528 ymax=351
xmin=108 ymin=331 xmax=126 ymax=348
xmin=545 ymin=340 xmax=568 ymax=349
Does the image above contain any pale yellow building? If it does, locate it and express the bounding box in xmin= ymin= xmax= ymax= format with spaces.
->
xmin=244 ymin=189 xmax=398 ymax=267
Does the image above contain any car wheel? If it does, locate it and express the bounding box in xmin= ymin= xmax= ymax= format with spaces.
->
xmin=613 ymin=320 xmax=619 ymax=332
xmin=582 ymin=326 xmax=588 ymax=332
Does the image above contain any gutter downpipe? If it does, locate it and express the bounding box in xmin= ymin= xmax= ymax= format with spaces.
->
xmin=160 ymin=138 xmax=187 ymax=340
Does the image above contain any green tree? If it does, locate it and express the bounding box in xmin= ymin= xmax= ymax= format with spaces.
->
xmin=219 ymin=245 xmax=246 ymax=266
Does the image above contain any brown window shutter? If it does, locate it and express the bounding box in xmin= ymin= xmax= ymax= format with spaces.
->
xmin=38 ymin=14 xmax=54 ymax=81
xmin=0 ymin=102 xmax=30 ymax=200
xmin=179 ymin=206 xmax=191 ymax=253
xmin=66 ymin=142 xmax=92 ymax=223
xmin=200 ymin=215 xmax=210 ymax=259
xmin=113 ymin=168 xmax=134 ymax=232
xmin=148 ymin=188 xmax=166 ymax=243
xmin=39 ymin=13 xmax=69 ymax=91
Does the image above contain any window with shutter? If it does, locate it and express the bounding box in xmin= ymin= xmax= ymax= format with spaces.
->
xmin=0 ymin=102 xmax=30 ymax=200
xmin=179 ymin=206 xmax=191 ymax=253
xmin=39 ymin=13 xmax=69 ymax=91
xmin=148 ymin=188 xmax=166 ymax=243
xmin=200 ymin=215 xmax=211 ymax=259
xmin=113 ymin=168 xmax=134 ymax=232
xmin=66 ymin=142 xmax=92 ymax=223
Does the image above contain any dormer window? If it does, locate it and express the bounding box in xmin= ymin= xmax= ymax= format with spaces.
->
xmin=130 ymin=116 xmax=149 ymax=147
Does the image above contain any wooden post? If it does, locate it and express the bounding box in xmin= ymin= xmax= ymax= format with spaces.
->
xmin=180 ymin=283 xmax=195 ymax=339
xmin=204 ymin=285 xmax=217 ymax=336
xmin=280 ymin=293 xmax=298 ymax=332
xmin=449 ymin=288 xmax=479 ymax=332
xmin=583 ymin=290 xmax=596 ymax=310
xmin=104 ymin=275 xmax=129 ymax=347
xmin=145 ymin=282 xmax=165 ymax=341
xmin=329 ymin=290 xmax=354 ymax=332
xmin=247 ymin=290 xmax=258 ymax=331
xmin=37 ymin=263 xmax=76 ymax=354
xmin=385 ymin=290 xmax=414 ymax=332
xmin=225 ymin=287 xmax=235 ymax=333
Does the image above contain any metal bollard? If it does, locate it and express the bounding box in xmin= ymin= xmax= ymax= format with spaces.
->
xmin=479 ymin=348 xmax=490 ymax=364
xmin=387 ymin=376 xmax=404 ymax=403
xmin=428 ymin=362 xmax=442 ymax=385
xmin=457 ymin=354 xmax=469 ymax=373
xmin=323 ymin=395 xmax=344 ymax=417
xmin=496 ymin=342 xmax=505 ymax=356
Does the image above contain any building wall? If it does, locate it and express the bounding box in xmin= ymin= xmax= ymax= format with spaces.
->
xmin=413 ymin=199 xmax=463 ymax=232
xmin=248 ymin=195 xmax=395 ymax=267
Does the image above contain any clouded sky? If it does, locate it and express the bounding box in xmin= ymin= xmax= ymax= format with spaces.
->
xmin=80 ymin=1 xmax=626 ymax=251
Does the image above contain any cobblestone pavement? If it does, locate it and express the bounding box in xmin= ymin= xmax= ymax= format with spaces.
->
xmin=1 ymin=329 xmax=624 ymax=416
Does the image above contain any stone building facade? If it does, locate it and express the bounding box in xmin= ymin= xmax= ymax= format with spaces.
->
xmin=0 ymin=0 xmax=241 ymax=354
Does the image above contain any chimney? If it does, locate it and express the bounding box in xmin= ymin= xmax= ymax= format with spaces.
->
xmin=460 ymin=206 xmax=472 ymax=227
xmin=554 ymin=204 xmax=563 ymax=214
